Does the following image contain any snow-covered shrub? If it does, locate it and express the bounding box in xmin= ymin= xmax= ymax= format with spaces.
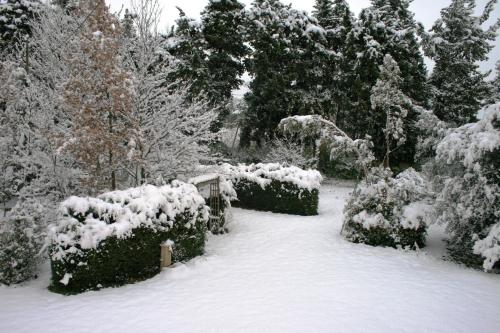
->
xmin=279 ymin=115 xmax=374 ymax=178
xmin=342 ymin=168 xmax=429 ymax=249
xmin=48 ymin=181 xmax=209 ymax=294
xmin=222 ymin=163 xmax=322 ymax=215
xmin=0 ymin=198 xmax=47 ymax=285
xmin=189 ymin=174 xmax=237 ymax=234
xmin=264 ymin=136 xmax=314 ymax=170
xmin=433 ymin=103 xmax=500 ymax=272
xmin=318 ymin=136 xmax=375 ymax=179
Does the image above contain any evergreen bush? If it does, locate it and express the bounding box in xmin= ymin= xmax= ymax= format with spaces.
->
xmin=342 ymin=168 xmax=429 ymax=249
xmin=223 ymin=163 xmax=322 ymax=216
xmin=0 ymin=198 xmax=47 ymax=285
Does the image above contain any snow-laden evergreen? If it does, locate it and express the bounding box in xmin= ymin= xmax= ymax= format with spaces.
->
xmin=0 ymin=0 xmax=41 ymax=57
xmin=342 ymin=167 xmax=429 ymax=249
xmin=432 ymin=102 xmax=500 ymax=271
xmin=371 ymin=54 xmax=414 ymax=168
xmin=424 ymin=0 xmax=499 ymax=126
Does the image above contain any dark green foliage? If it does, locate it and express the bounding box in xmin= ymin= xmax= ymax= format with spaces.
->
xmin=242 ymin=0 xmax=334 ymax=145
xmin=424 ymin=0 xmax=498 ymax=127
xmin=202 ymin=0 xmax=247 ymax=131
xmin=231 ymin=179 xmax=319 ymax=216
xmin=344 ymin=221 xmax=426 ymax=249
xmin=0 ymin=0 xmax=41 ymax=57
xmin=49 ymin=210 xmax=207 ymax=295
xmin=317 ymin=142 xmax=359 ymax=179
xmin=166 ymin=9 xmax=210 ymax=100
xmin=341 ymin=0 xmax=429 ymax=166
xmin=342 ymin=168 xmax=428 ymax=249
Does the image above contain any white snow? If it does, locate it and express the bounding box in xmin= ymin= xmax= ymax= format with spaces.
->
xmin=50 ymin=181 xmax=208 ymax=261
xmin=221 ymin=163 xmax=323 ymax=191
xmin=1 ymin=182 xmax=499 ymax=332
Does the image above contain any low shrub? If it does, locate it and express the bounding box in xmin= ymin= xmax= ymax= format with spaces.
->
xmin=342 ymin=168 xmax=429 ymax=249
xmin=222 ymin=163 xmax=322 ymax=216
xmin=0 ymin=198 xmax=47 ymax=285
xmin=48 ymin=181 xmax=208 ymax=294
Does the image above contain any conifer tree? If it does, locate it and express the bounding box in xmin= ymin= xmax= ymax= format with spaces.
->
xmin=242 ymin=0 xmax=330 ymax=145
xmin=313 ymin=0 xmax=334 ymax=29
xmin=62 ymin=0 xmax=136 ymax=192
xmin=0 ymin=0 xmax=41 ymax=57
xmin=201 ymin=0 xmax=247 ymax=131
xmin=424 ymin=0 xmax=499 ymax=126
xmin=166 ymin=8 xmax=210 ymax=102
xmin=343 ymin=0 xmax=428 ymax=165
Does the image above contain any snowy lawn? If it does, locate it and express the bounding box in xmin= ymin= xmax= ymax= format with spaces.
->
xmin=1 ymin=182 xmax=499 ymax=333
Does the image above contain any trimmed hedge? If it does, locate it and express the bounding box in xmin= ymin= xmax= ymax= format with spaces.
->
xmin=222 ymin=163 xmax=322 ymax=216
xmin=48 ymin=182 xmax=208 ymax=294
xmin=231 ymin=179 xmax=319 ymax=216
xmin=49 ymin=210 xmax=206 ymax=294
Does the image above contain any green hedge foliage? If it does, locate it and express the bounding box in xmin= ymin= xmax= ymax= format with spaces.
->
xmin=231 ymin=179 xmax=319 ymax=216
xmin=49 ymin=209 xmax=206 ymax=295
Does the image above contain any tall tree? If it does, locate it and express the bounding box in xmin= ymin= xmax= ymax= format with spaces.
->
xmin=62 ymin=0 xmax=136 ymax=192
xmin=424 ymin=0 xmax=499 ymax=126
xmin=343 ymin=0 xmax=428 ymax=165
xmin=166 ymin=8 xmax=210 ymax=102
xmin=201 ymin=0 xmax=248 ymax=131
xmin=242 ymin=0 xmax=330 ymax=145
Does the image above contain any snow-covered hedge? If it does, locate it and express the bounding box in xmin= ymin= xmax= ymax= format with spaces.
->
xmin=222 ymin=163 xmax=322 ymax=215
xmin=189 ymin=174 xmax=237 ymax=234
xmin=48 ymin=181 xmax=209 ymax=294
xmin=434 ymin=103 xmax=500 ymax=272
xmin=342 ymin=168 xmax=429 ymax=249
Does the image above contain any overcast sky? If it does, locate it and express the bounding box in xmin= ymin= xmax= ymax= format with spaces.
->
xmin=107 ymin=0 xmax=499 ymax=73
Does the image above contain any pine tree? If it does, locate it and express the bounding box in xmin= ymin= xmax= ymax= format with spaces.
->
xmin=424 ymin=0 xmax=499 ymax=126
xmin=342 ymin=0 xmax=428 ymax=165
xmin=0 ymin=0 xmax=41 ymax=57
xmin=313 ymin=0 xmax=334 ymax=29
xmin=242 ymin=0 xmax=331 ymax=145
xmin=201 ymin=0 xmax=247 ymax=131
xmin=166 ymin=8 xmax=210 ymax=102
xmin=62 ymin=0 xmax=136 ymax=193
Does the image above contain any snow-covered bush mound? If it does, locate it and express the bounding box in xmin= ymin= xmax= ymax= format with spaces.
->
xmin=0 ymin=198 xmax=47 ymax=285
xmin=222 ymin=163 xmax=323 ymax=191
xmin=189 ymin=174 xmax=237 ymax=234
xmin=342 ymin=168 xmax=430 ymax=249
xmin=48 ymin=181 xmax=209 ymax=294
xmin=222 ymin=163 xmax=322 ymax=215
xmin=434 ymin=103 xmax=500 ymax=272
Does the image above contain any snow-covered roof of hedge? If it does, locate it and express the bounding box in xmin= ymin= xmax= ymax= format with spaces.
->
xmin=221 ymin=163 xmax=323 ymax=191
xmin=49 ymin=181 xmax=208 ymax=260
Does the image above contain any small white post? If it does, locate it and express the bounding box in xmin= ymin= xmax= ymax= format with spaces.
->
xmin=160 ymin=240 xmax=173 ymax=268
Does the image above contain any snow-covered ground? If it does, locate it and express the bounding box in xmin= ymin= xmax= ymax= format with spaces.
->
xmin=1 ymin=182 xmax=499 ymax=333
